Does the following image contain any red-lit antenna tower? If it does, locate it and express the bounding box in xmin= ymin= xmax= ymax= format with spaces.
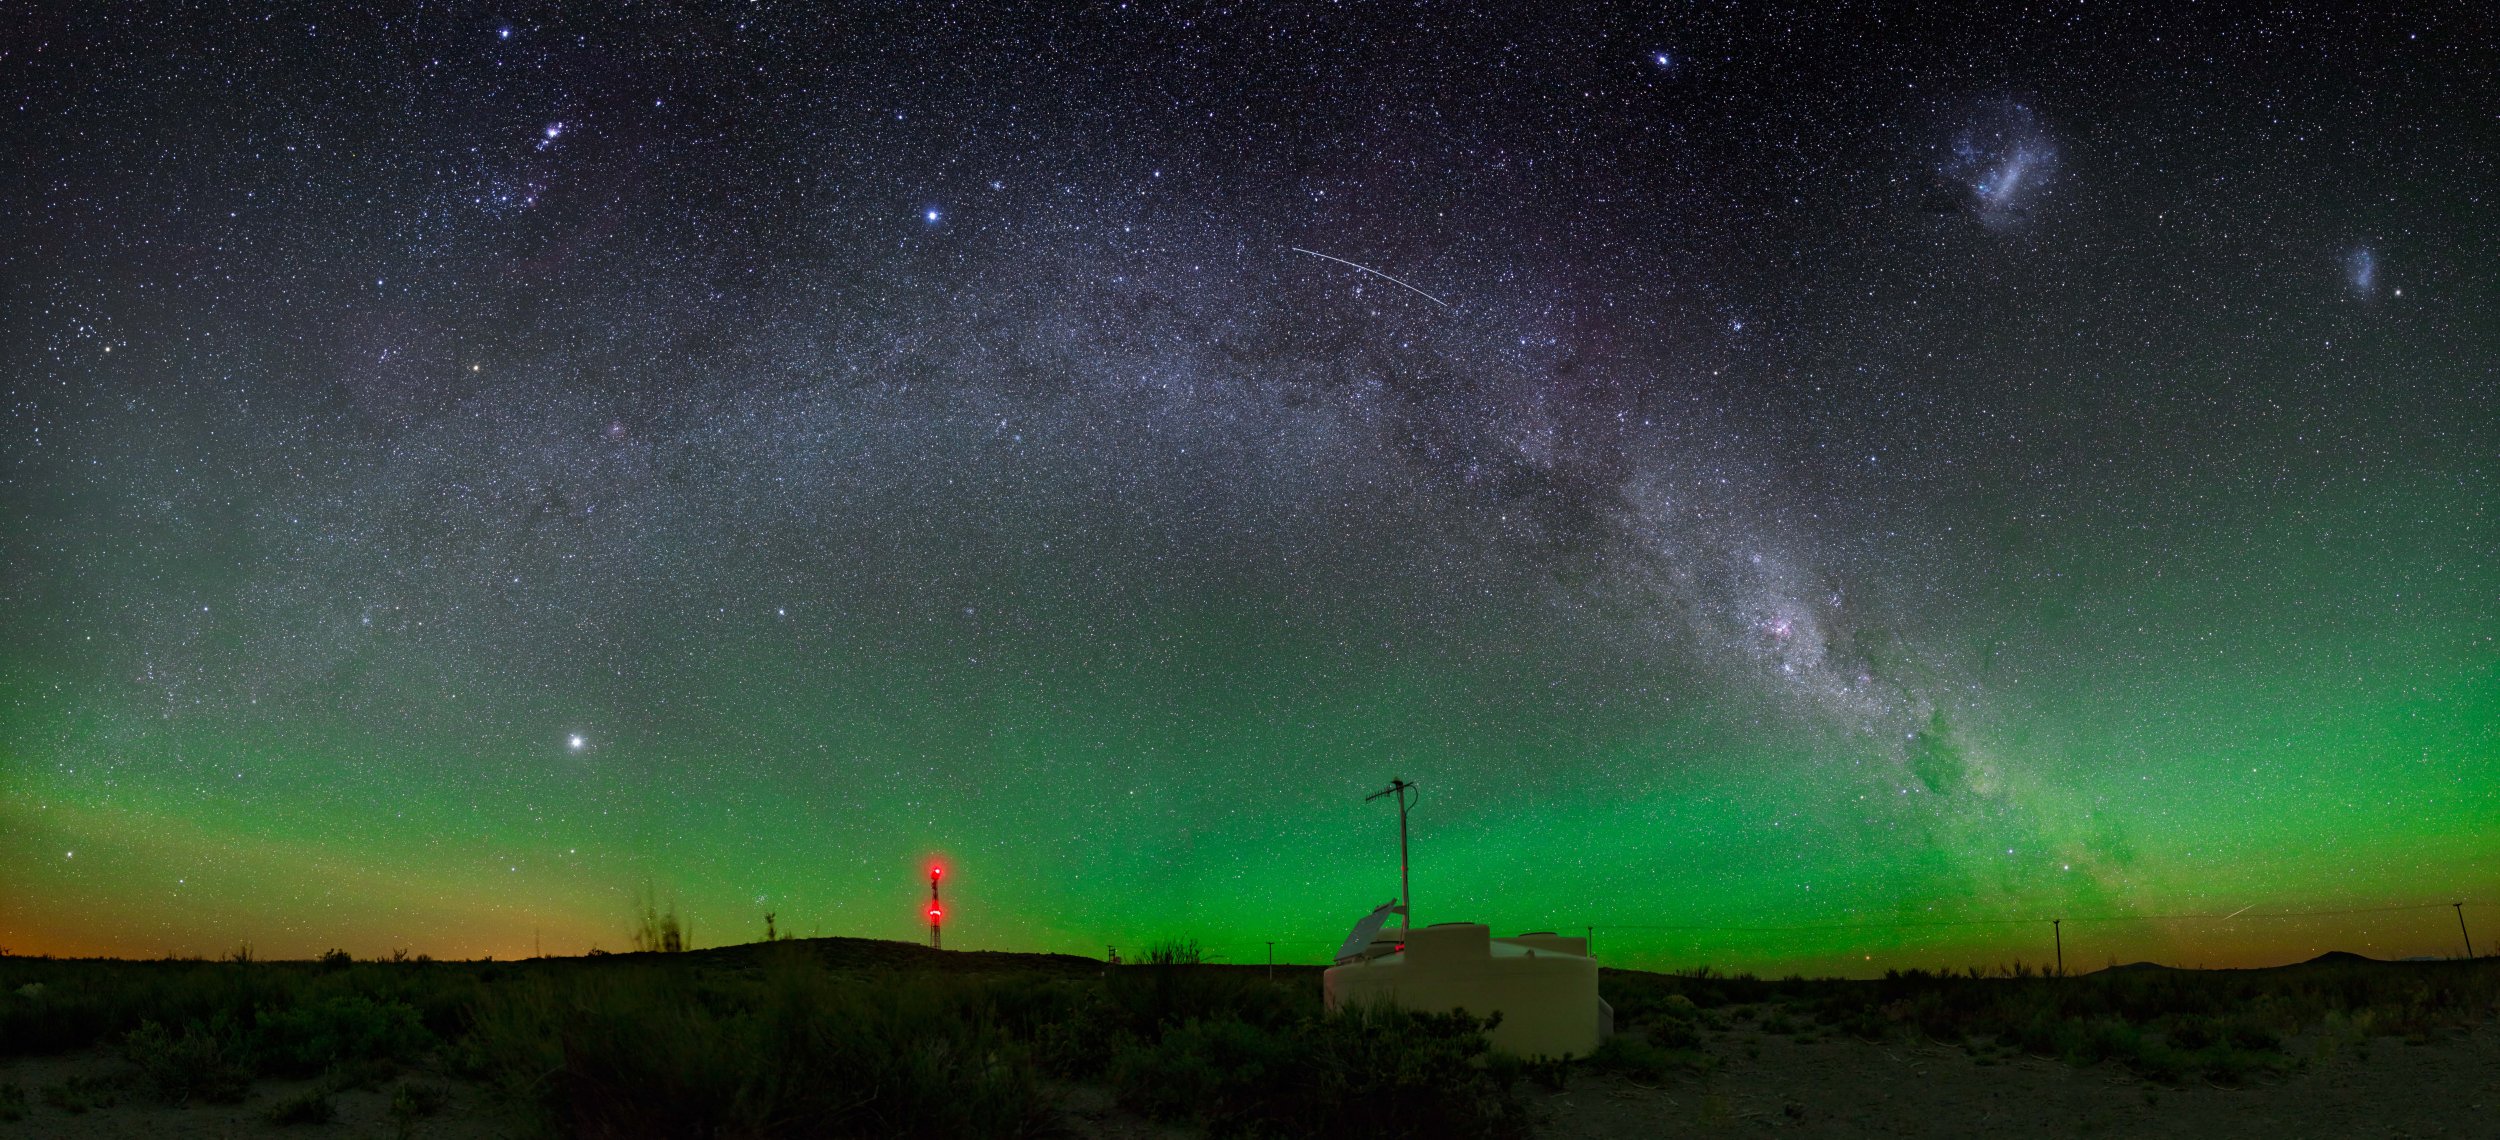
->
xmin=928 ymin=865 xmax=944 ymax=950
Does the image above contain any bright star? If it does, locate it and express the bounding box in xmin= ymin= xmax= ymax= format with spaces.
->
xmin=924 ymin=207 xmax=942 ymax=223
xmin=1652 ymin=51 xmax=1673 ymax=68
xmin=568 ymin=734 xmax=586 ymax=751
xmin=497 ymin=26 xmax=512 ymax=39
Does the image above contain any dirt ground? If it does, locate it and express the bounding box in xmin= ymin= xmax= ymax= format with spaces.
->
xmin=7 ymin=1012 xmax=2494 ymax=1138
xmin=1535 ymin=1007 xmax=2500 ymax=1139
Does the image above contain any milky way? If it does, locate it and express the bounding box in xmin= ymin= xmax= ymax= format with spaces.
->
xmin=5 ymin=6 xmax=2495 ymax=970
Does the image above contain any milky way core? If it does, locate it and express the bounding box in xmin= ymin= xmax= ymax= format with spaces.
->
xmin=4 ymin=7 xmax=2494 ymax=972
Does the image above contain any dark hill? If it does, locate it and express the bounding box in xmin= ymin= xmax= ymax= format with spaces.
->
xmin=2095 ymin=961 xmax=2174 ymax=973
xmin=634 ymin=935 xmax=1108 ymax=974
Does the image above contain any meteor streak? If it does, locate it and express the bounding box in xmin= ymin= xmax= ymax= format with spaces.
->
xmin=1290 ymin=247 xmax=1451 ymax=308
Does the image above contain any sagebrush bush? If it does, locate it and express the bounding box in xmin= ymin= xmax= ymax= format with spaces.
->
xmin=1 ymin=939 xmax=2490 ymax=1128
xmin=467 ymin=949 xmax=1058 ymax=1139
xmin=1110 ymin=1005 xmax=1530 ymax=1139
xmin=265 ymin=1088 xmax=338 ymax=1125
xmin=257 ymin=994 xmax=434 ymax=1075
xmin=390 ymin=1081 xmax=448 ymax=1119
xmin=123 ymin=1015 xmax=253 ymax=1104
xmin=1023 ymin=946 xmax=1529 ymax=1136
xmin=1586 ymin=1033 xmax=1714 ymax=1081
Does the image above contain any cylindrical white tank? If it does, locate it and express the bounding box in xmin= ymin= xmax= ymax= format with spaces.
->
xmin=1322 ymin=922 xmax=1610 ymax=1059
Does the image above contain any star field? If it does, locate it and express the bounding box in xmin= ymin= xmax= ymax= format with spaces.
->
xmin=2 ymin=4 xmax=2494 ymax=970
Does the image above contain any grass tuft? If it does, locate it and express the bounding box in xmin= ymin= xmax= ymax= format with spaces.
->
xmin=41 ymin=1074 xmax=118 ymax=1114
xmin=265 ymin=1087 xmax=338 ymax=1125
xmin=390 ymin=1081 xmax=448 ymax=1119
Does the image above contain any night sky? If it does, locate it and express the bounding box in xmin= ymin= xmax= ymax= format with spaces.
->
xmin=5 ymin=5 xmax=2495 ymax=972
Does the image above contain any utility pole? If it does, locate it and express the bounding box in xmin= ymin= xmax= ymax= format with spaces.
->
xmin=1266 ymin=941 xmax=1276 ymax=980
xmin=1366 ymin=777 xmax=1418 ymax=936
xmin=928 ymin=865 xmax=944 ymax=950
xmin=2052 ymin=919 xmax=2063 ymax=978
xmin=2456 ymin=902 xmax=2475 ymax=960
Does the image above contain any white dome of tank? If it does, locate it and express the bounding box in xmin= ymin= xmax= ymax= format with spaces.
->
xmin=1323 ymin=921 xmax=1614 ymax=1059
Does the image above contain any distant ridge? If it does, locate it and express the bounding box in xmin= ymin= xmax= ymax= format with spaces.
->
xmin=2080 ymin=951 xmax=2477 ymax=976
xmin=662 ymin=935 xmax=1106 ymax=974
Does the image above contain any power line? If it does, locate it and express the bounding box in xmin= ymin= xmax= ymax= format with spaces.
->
xmin=1585 ymin=902 xmax=2467 ymax=936
xmin=2070 ymin=902 xmax=2464 ymax=923
xmin=1231 ymin=903 xmax=2479 ymax=966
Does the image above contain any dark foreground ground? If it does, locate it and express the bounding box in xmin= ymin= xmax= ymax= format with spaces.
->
xmin=1533 ymin=1007 xmax=2500 ymax=1139
xmin=4 ymin=941 xmax=2493 ymax=1138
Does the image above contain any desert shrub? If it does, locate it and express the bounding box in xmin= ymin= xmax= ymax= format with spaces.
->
xmin=123 ymin=1015 xmax=253 ymax=1104
xmin=391 ymin=1081 xmax=448 ymax=1119
xmin=42 ymin=1073 xmax=119 ymax=1113
xmin=1110 ymin=1004 xmax=1529 ymax=1139
xmin=0 ymin=956 xmax=471 ymax=1059
xmin=1586 ymin=1033 xmax=1714 ymax=1081
xmin=1837 ymin=1006 xmax=1890 ymax=1041
xmin=2226 ymin=1018 xmax=2282 ymax=1051
xmin=1103 ymin=945 xmax=1305 ymax=1039
xmin=266 ymin=1088 xmax=338 ymax=1125
xmin=468 ymin=952 xmax=1056 ymax=1139
xmin=325 ymin=1055 xmax=403 ymax=1092
xmin=1027 ymin=990 xmax=1129 ymax=1079
xmin=258 ymin=994 xmax=434 ymax=1075
xmin=2197 ymin=1048 xmax=2255 ymax=1085
xmin=2165 ymin=1016 xmax=2218 ymax=1050
xmin=1646 ymin=1017 xmax=1704 ymax=1049
xmin=1109 ymin=1016 xmax=1298 ymax=1124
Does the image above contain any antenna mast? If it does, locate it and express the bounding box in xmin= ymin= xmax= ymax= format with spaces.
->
xmin=928 ymin=865 xmax=944 ymax=950
xmin=1366 ymin=777 xmax=1418 ymax=935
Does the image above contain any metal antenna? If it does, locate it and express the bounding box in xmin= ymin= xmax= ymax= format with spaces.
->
xmin=2457 ymin=902 xmax=2475 ymax=959
xmin=928 ymin=865 xmax=944 ymax=950
xmin=1366 ymin=777 xmax=1419 ymax=935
